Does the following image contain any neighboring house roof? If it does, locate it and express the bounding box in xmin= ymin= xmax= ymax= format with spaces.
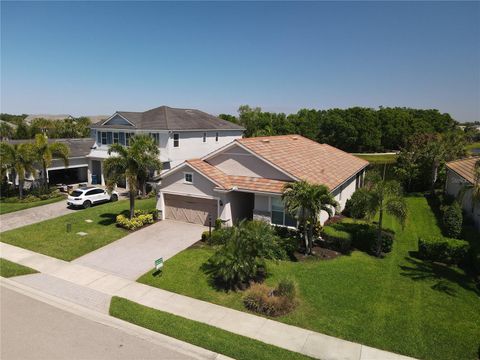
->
xmin=24 ymin=114 xmax=74 ymax=124
xmin=92 ymin=106 xmax=245 ymax=131
xmin=0 ymin=120 xmax=17 ymax=129
xmin=164 ymin=135 xmax=368 ymax=194
xmin=446 ymin=156 xmax=480 ymax=185
xmin=6 ymin=138 xmax=94 ymax=158
xmin=235 ymin=135 xmax=369 ymax=191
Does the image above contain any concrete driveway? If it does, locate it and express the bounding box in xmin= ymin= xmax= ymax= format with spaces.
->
xmin=73 ymin=220 xmax=206 ymax=280
xmin=0 ymin=200 xmax=75 ymax=232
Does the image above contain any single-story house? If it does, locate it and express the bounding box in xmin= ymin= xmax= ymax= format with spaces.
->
xmin=445 ymin=157 xmax=480 ymax=231
xmin=157 ymin=135 xmax=368 ymax=227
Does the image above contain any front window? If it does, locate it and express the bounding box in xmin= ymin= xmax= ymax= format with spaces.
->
xmin=150 ymin=133 xmax=160 ymax=145
xmin=126 ymin=133 xmax=133 ymax=146
xmin=271 ymin=197 xmax=296 ymax=227
xmin=101 ymin=132 xmax=107 ymax=145
xmin=184 ymin=172 xmax=193 ymax=184
xmin=173 ymin=133 xmax=179 ymax=147
xmin=113 ymin=132 xmax=119 ymax=144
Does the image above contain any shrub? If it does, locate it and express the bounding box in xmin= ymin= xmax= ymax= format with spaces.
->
xmin=321 ymin=225 xmax=352 ymax=254
xmin=215 ymin=218 xmax=223 ymax=230
xmin=207 ymin=227 xmax=235 ymax=246
xmin=353 ymin=226 xmax=394 ymax=255
xmin=204 ymin=220 xmax=287 ymax=289
xmin=243 ymin=281 xmax=297 ymax=317
xmin=116 ymin=213 xmax=154 ymax=231
xmin=275 ymin=278 xmax=297 ymax=300
xmin=201 ymin=230 xmax=210 ymax=241
xmin=418 ymin=236 xmax=469 ymax=265
xmin=443 ymin=202 xmax=463 ymax=238
xmin=343 ymin=188 xmax=371 ymax=219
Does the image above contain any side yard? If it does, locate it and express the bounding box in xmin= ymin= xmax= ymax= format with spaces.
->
xmin=138 ymin=197 xmax=480 ymax=360
xmin=0 ymin=198 xmax=156 ymax=261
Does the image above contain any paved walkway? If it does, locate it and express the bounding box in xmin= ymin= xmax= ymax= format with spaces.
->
xmin=0 ymin=242 xmax=416 ymax=360
xmin=0 ymin=200 xmax=75 ymax=232
xmin=73 ymin=220 xmax=206 ymax=279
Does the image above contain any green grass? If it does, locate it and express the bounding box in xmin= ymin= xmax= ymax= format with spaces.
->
xmin=138 ymin=197 xmax=480 ymax=360
xmin=354 ymin=153 xmax=398 ymax=164
xmin=465 ymin=142 xmax=480 ymax=151
xmin=0 ymin=258 xmax=38 ymax=277
xmin=0 ymin=198 xmax=156 ymax=261
xmin=0 ymin=195 xmax=65 ymax=215
xmin=109 ymin=297 xmax=312 ymax=360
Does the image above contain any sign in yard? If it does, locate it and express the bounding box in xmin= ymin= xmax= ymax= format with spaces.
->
xmin=155 ymin=257 xmax=164 ymax=271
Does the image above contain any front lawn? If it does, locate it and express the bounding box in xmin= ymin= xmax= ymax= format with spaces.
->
xmin=110 ymin=297 xmax=312 ymax=360
xmin=1 ymin=198 xmax=156 ymax=261
xmin=0 ymin=194 xmax=65 ymax=215
xmin=0 ymin=258 xmax=38 ymax=277
xmin=138 ymin=197 xmax=480 ymax=360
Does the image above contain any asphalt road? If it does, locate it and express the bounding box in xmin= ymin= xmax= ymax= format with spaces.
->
xmin=0 ymin=287 xmax=198 ymax=360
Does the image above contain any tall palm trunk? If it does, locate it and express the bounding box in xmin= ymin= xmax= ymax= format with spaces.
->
xmin=129 ymin=190 xmax=135 ymax=219
xmin=18 ymin=178 xmax=24 ymax=199
xmin=42 ymin=160 xmax=48 ymax=191
xmin=430 ymin=161 xmax=439 ymax=195
xmin=376 ymin=207 xmax=384 ymax=257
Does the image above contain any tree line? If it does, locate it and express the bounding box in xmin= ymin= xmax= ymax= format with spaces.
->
xmin=0 ymin=114 xmax=92 ymax=140
xmin=219 ymin=105 xmax=464 ymax=153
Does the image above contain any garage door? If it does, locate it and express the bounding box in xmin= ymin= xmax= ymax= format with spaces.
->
xmin=164 ymin=194 xmax=217 ymax=225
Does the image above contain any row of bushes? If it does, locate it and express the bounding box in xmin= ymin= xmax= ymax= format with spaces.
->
xmin=116 ymin=209 xmax=158 ymax=230
xmin=418 ymin=236 xmax=469 ymax=265
xmin=320 ymin=221 xmax=394 ymax=256
xmin=1 ymin=190 xmax=63 ymax=203
xmin=243 ymin=278 xmax=298 ymax=317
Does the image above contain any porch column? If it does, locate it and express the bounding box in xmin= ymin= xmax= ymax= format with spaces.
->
xmin=157 ymin=191 xmax=165 ymax=220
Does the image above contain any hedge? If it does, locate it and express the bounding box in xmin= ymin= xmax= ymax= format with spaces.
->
xmin=418 ymin=236 xmax=469 ymax=265
xmin=321 ymin=225 xmax=352 ymax=254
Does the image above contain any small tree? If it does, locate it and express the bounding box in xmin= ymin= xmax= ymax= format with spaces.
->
xmin=282 ymin=181 xmax=338 ymax=255
xmin=34 ymin=134 xmax=69 ymax=190
xmin=363 ymin=171 xmax=408 ymax=257
xmin=0 ymin=142 xmax=37 ymax=199
xmin=443 ymin=202 xmax=463 ymax=238
xmin=103 ymin=135 xmax=161 ymax=219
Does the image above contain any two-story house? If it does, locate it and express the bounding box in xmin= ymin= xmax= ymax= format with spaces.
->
xmin=88 ymin=106 xmax=245 ymax=186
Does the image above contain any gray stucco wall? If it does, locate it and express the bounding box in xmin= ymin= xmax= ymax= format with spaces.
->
xmin=208 ymin=145 xmax=292 ymax=180
xmin=446 ymin=169 xmax=480 ymax=231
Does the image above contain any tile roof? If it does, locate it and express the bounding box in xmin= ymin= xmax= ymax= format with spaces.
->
xmin=236 ymin=135 xmax=369 ymax=190
xmin=186 ymin=159 xmax=288 ymax=193
xmin=92 ymin=106 xmax=245 ymax=131
xmin=446 ymin=157 xmax=480 ymax=184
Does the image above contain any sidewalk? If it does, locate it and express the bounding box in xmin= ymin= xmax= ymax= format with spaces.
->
xmin=0 ymin=242 xmax=416 ymax=360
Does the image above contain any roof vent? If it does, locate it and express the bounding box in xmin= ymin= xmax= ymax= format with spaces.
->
xmin=261 ymin=139 xmax=270 ymax=143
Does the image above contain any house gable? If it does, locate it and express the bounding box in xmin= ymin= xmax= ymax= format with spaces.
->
xmin=102 ymin=114 xmax=135 ymax=127
xmin=206 ymin=144 xmax=294 ymax=181
xmin=160 ymin=163 xmax=219 ymax=199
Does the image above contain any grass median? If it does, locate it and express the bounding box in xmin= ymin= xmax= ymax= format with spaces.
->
xmin=0 ymin=258 xmax=38 ymax=277
xmin=0 ymin=195 xmax=65 ymax=215
xmin=109 ymin=296 xmax=313 ymax=360
xmin=0 ymin=198 xmax=156 ymax=261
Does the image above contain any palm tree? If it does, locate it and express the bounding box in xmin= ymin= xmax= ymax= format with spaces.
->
xmin=103 ymin=134 xmax=162 ymax=219
xmin=363 ymin=172 xmax=407 ymax=256
xmin=282 ymin=181 xmax=338 ymax=255
xmin=0 ymin=142 xmax=37 ymax=199
xmin=458 ymin=159 xmax=480 ymax=215
xmin=34 ymin=134 xmax=69 ymax=190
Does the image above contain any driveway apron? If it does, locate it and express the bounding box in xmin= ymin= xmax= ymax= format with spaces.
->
xmin=73 ymin=220 xmax=206 ymax=280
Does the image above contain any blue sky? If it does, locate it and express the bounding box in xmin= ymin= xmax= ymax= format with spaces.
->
xmin=1 ymin=1 xmax=479 ymax=121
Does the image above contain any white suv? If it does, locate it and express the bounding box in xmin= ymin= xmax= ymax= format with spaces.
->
xmin=67 ymin=187 xmax=119 ymax=209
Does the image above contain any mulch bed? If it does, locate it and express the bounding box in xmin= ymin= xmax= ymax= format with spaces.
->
xmin=293 ymin=245 xmax=342 ymax=262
